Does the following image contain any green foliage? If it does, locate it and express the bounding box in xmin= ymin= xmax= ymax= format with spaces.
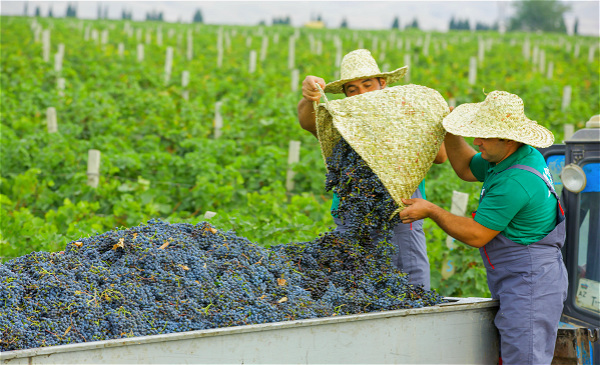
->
xmin=509 ymin=0 xmax=570 ymax=33
xmin=1 ymin=15 xmax=598 ymax=301
xmin=193 ymin=9 xmax=203 ymax=24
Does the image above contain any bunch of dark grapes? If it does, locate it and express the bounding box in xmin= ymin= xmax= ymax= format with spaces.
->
xmin=0 ymin=137 xmax=445 ymax=352
xmin=324 ymin=137 xmax=402 ymax=240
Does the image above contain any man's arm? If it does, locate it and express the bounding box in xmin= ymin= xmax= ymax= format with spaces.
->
xmin=297 ymin=76 xmax=326 ymax=138
xmin=433 ymin=141 xmax=447 ymax=164
xmin=399 ymin=198 xmax=500 ymax=248
xmin=444 ymin=132 xmax=478 ymax=182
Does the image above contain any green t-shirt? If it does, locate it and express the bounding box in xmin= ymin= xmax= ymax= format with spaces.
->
xmin=331 ymin=180 xmax=426 ymax=216
xmin=470 ymin=144 xmax=557 ymax=245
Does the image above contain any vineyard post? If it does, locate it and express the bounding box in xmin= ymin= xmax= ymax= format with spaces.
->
xmin=423 ymin=34 xmax=430 ymax=57
xmin=316 ymin=39 xmax=322 ymax=55
xmin=334 ymin=35 xmax=342 ymax=67
xmin=372 ymin=36 xmax=378 ymax=54
xmin=547 ymin=61 xmax=554 ymax=79
xmin=156 ymin=26 xmax=163 ymax=46
xmin=291 ymin=69 xmax=299 ymax=92
xmin=42 ymin=29 xmax=50 ymax=62
xmin=46 ymin=107 xmax=58 ymax=133
xmin=564 ymin=124 xmax=574 ymax=141
xmin=477 ymin=37 xmax=484 ymax=64
xmin=217 ymin=28 xmax=223 ymax=68
xmin=260 ymin=35 xmax=268 ymax=61
xmin=522 ymin=38 xmax=530 ymax=61
xmin=246 ymin=36 xmax=252 ymax=48
xmin=187 ymin=30 xmax=193 ymax=61
xmin=145 ymin=29 xmax=151 ymax=44
xmin=561 ymin=85 xmax=572 ymax=111
xmin=101 ymin=30 xmax=108 ymax=47
xmin=404 ymin=54 xmax=411 ymax=83
xmin=442 ymin=191 xmax=469 ymax=279
xmin=285 ymin=140 xmax=301 ymax=192
xmin=288 ymin=36 xmax=295 ymax=70
xmin=165 ymin=47 xmax=173 ymax=84
xmin=249 ymin=50 xmax=257 ymax=73
xmin=57 ymin=78 xmax=65 ymax=97
xmin=182 ymin=70 xmax=190 ymax=100
xmin=87 ymin=150 xmax=101 ymax=188
xmin=137 ymin=44 xmax=144 ymax=62
xmin=32 ymin=20 xmax=41 ymax=42
xmin=54 ymin=50 xmax=63 ymax=73
xmin=532 ymin=44 xmax=539 ymax=72
xmin=224 ymin=30 xmax=231 ymax=51
xmin=124 ymin=22 xmax=132 ymax=38
xmin=91 ymin=29 xmax=99 ymax=43
xmin=574 ymin=43 xmax=580 ymax=59
xmin=589 ymin=45 xmax=597 ymax=63
xmin=136 ymin=28 xmax=142 ymax=42
xmin=214 ymin=101 xmax=223 ymax=139
xmin=468 ymin=57 xmax=477 ymax=86
xmin=539 ymin=50 xmax=546 ymax=74
xmin=84 ymin=26 xmax=90 ymax=41
xmin=118 ymin=43 xmax=124 ymax=57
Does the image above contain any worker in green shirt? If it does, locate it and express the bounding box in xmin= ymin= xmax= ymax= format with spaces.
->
xmin=297 ymin=49 xmax=447 ymax=290
xmin=399 ymin=90 xmax=568 ymax=365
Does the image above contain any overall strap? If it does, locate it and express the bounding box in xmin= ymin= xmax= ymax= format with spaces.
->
xmin=506 ymin=164 xmax=565 ymax=217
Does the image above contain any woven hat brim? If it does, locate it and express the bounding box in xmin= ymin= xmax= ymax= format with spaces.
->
xmin=324 ymin=66 xmax=408 ymax=94
xmin=443 ymin=102 xmax=554 ymax=148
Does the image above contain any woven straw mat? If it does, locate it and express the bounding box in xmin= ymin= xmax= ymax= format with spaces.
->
xmin=316 ymin=84 xmax=449 ymax=217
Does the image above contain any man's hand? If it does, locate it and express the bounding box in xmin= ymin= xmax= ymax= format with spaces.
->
xmin=297 ymin=76 xmax=326 ymax=138
xmin=399 ymin=198 xmax=433 ymax=223
xmin=301 ymin=76 xmax=326 ymax=102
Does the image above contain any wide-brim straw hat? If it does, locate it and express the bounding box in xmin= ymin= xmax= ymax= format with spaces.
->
xmin=324 ymin=49 xmax=408 ymax=94
xmin=316 ymin=84 xmax=449 ymax=217
xmin=443 ymin=90 xmax=554 ymax=148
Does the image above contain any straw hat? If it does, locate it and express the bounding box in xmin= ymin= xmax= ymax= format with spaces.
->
xmin=316 ymin=84 xmax=449 ymax=216
xmin=443 ymin=90 xmax=554 ymax=148
xmin=324 ymin=49 xmax=408 ymax=94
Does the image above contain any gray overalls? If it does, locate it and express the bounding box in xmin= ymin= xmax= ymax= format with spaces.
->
xmin=477 ymin=164 xmax=568 ymax=365
xmin=334 ymin=188 xmax=430 ymax=290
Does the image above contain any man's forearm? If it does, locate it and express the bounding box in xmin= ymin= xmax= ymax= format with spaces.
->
xmin=426 ymin=204 xmax=493 ymax=248
xmin=444 ymin=133 xmax=477 ymax=181
xmin=297 ymin=98 xmax=318 ymax=138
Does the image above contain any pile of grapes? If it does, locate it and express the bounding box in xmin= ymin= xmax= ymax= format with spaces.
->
xmin=0 ymin=137 xmax=445 ymax=351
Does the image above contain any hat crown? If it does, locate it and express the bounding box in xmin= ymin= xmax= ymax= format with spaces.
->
xmin=442 ymin=90 xmax=555 ymax=148
xmin=340 ymin=49 xmax=382 ymax=80
xmin=479 ymin=91 xmax=526 ymax=128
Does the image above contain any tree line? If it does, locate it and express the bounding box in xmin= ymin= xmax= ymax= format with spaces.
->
xmin=24 ymin=0 xmax=581 ymax=35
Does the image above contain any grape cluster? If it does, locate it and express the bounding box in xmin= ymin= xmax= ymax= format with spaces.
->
xmin=1 ymin=137 xmax=445 ymax=352
xmin=325 ymin=137 xmax=402 ymax=239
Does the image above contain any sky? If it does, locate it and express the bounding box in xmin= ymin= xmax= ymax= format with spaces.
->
xmin=1 ymin=0 xmax=599 ymax=36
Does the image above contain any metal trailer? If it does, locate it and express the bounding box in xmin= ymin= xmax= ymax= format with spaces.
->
xmin=1 ymin=297 xmax=500 ymax=365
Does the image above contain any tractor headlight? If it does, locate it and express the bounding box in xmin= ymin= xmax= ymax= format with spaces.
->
xmin=561 ymin=163 xmax=587 ymax=193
